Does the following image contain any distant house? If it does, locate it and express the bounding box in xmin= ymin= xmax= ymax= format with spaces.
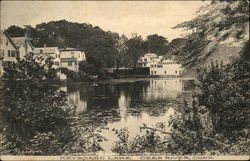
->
xmin=150 ymin=59 xmax=183 ymax=76
xmin=33 ymin=46 xmax=61 ymax=69
xmin=137 ymin=53 xmax=162 ymax=67
xmin=11 ymin=35 xmax=34 ymax=59
xmin=60 ymin=48 xmax=86 ymax=72
xmin=138 ymin=53 xmax=183 ymax=76
xmin=0 ymin=30 xmax=18 ymax=76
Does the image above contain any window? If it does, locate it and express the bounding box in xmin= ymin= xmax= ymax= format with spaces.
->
xmin=55 ymin=62 xmax=60 ymax=66
xmin=154 ymin=71 xmax=156 ymax=74
xmin=157 ymin=65 xmax=163 ymax=68
xmin=0 ymin=49 xmax=4 ymax=57
xmin=40 ymin=49 xmax=43 ymax=53
xmin=8 ymin=50 xmax=11 ymax=57
xmin=68 ymin=62 xmax=72 ymax=66
xmin=3 ymin=61 xmax=11 ymax=67
xmin=164 ymin=71 xmax=166 ymax=74
xmin=11 ymin=50 xmax=16 ymax=57
xmin=175 ymin=71 xmax=178 ymax=74
xmin=71 ymin=52 xmax=74 ymax=58
xmin=144 ymin=58 xmax=147 ymax=61
xmin=6 ymin=41 xmax=8 ymax=46
xmin=151 ymin=65 xmax=154 ymax=68
xmin=151 ymin=71 xmax=154 ymax=75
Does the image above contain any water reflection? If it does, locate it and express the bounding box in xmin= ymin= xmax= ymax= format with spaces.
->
xmin=60 ymin=78 xmax=194 ymax=153
xmin=118 ymin=91 xmax=131 ymax=122
xmin=143 ymin=79 xmax=184 ymax=101
xmin=60 ymin=78 xmax=193 ymax=115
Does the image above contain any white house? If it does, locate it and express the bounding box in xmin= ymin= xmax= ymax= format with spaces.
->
xmin=0 ymin=30 xmax=18 ymax=76
xmin=33 ymin=46 xmax=61 ymax=69
xmin=60 ymin=48 xmax=85 ymax=72
xmin=137 ymin=53 xmax=161 ymax=67
xmin=150 ymin=59 xmax=183 ymax=76
xmin=138 ymin=53 xmax=183 ymax=76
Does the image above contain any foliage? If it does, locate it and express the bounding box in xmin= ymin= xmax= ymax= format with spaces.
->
xmin=126 ymin=34 xmax=145 ymax=69
xmin=60 ymin=67 xmax=95 ymax=82
xmin=196 ymin=41 xmax=250 ymax=132
xmin=113 ymin=67 xmax=150 ymax=76
xmin=2 ymin=53 xmax=71 ymax=135
xmin=79 ymin=58 xmax=107 ymax=80
xmin=114 ymin=34 xmax=128 ymax=69
xmin=0 ymin=53 xmax=107 ymax=154
xmin=111 ymin=127 xmax=163 ymax=155
xmin=6 ymin=25 xmax=26 ymax=37
xmin=173 ymin=0 xmax=249 ymax=68
xmin=1 ymin=53 xmax=72 ymax=153
xmin=145 ymin=34 xmax=170 ymax=56
xmin=7 ymin=20 xmax=117 ymax=68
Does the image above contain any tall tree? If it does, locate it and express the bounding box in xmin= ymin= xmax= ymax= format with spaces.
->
xmin=6 ymin=25 xmax=25 ymax=37
xmin=114 ymin=34 xmax=128 ymax=70
xmin=145 ymin=34 xmax=169 ymax=55
xmin=126 ymin=34 xmax=145 ymax=69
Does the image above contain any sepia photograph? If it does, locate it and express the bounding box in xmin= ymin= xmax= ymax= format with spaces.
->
xmin=0 ymin=0 xmax=249 ymax=160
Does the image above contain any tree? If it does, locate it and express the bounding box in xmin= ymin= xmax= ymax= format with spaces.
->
xmin=6 ymin=25 xmax=25 ymax=37
xmin=2 ymin=53 xmax=71 ymax=139
xmin=114 ymin=34 xmax=128 ymax=70
xmin=126 ymin=34 xmax=145 ymax=69
xmin=145 ymin=34 xmax=169 ymax=56
xmin=173 ymin=0 xmax=249 ymax=68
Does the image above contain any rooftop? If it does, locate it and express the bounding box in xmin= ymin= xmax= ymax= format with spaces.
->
xmin=145 ymin=53 xmax=157 ymax=58
xmin=60 ymin=48 xmax=84 ymax=52
xmin=33 ymin=47 xmax=59 ymax=54
xmin=11 ymin=37 xmax=34 ymax=49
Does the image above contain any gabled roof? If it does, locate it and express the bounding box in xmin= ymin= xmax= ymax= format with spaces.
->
xmin=11 ymin=37 xmax=34 ymax=49
xmin=1 ymin=30 xmax=18 ymax=50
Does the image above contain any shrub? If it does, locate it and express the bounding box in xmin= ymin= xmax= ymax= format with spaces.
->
xmin=1 ymin=53 xmax=72 ymax=153
xmin=196 ymin=41 xmax=250 ymax=132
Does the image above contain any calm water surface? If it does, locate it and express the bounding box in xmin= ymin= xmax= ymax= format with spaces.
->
xmin=60 ymin=78 xmax=194 ymax=153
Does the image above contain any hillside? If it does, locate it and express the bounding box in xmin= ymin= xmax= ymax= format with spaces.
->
xmin=7 ymin=20 xmax=118 ymax=68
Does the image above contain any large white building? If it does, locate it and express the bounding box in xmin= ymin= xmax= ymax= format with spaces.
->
xmin=60 ymin=48 xmax=86 ymax=72
xmin=138 ymin=53 xmax=183 ymax=76
xmin=150 ymin=59 xmax=183 ymax=76
xmin=33 ymin=46 xmax=61 ymax=69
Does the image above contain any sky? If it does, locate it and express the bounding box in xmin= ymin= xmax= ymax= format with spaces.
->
xmin=1 ymin=1 xmax=209 ymax=41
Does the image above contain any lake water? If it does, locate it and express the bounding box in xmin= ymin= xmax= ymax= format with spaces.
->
xmin=60 ymin=78 xmax=194 ymax=153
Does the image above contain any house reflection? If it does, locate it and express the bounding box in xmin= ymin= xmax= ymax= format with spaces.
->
xmin=59 ymin=78 xmax=190 ymax=115
xmin=142 ymin=79 xmax=184 ymax=101
xmin=118 ymin=91 xmax=131 ymax=122
xmin=60 ymin=86 xmax=87 ymax=114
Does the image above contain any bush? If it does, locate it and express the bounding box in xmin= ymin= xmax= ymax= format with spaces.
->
xmin=113 ymin=67 xmax=150 ymax=75
xmin=196 ymin=41 xmax=250 ymax=132
xmin=1 ymin=53 xmax=72 ymax=153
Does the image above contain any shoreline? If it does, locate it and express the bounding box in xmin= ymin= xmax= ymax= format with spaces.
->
xmin=62 ymin=75 xmax=196 ymax=85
